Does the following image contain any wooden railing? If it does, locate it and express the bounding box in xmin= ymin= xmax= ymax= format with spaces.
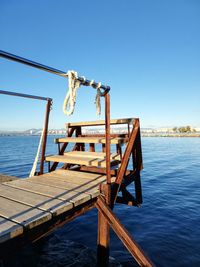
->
xmin=0 ymin=89 xmax=52 ymax=175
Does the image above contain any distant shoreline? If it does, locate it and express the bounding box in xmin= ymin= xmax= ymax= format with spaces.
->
xmin=141 ymin=133 xmax=200 ymax=137
xmin=0 ymin=133 xmax=200 ymax=138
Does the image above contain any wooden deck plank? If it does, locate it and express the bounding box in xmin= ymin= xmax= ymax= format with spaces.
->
xmin=67 ymin=118 xmax=133 ymax=127
xmin=0 ymin=184 xmax=73 ymax=216
xmin=52 ymin=169 xmax=107 ymax=179
xmin=26 ymin=176 xmax=101 ymax=196
xmin=44 ymin=169 xmax=115 ymax=184
xmin=64 ymin=151 xmax=120 ymax=160
xmin=0 ymin=174 xmax=18 ymax=183
xmin=54 ymin=137 xmax=127 ymax=144
xmin=30 ymin=173 xmax=106 ymax=189
xmin=45 ymin=154 xmax=119 ymax=167
xmin=4 ymin=180 xmax=92 ymax=206
xmin=43 ymin=171 xmax=109 ymax=186
xmin=0 ymin=196 xmax=52 ymax=229
xmin=0 ymin=216 xmax=23 ymax=243
xmin=0 ymin=169 xmax=107 ymax=243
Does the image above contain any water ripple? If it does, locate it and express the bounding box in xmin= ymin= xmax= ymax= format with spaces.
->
xmin=0 ymin=136 xmax=200 ymax=266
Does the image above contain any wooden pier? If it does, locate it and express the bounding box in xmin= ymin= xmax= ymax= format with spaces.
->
xmin=0 ymin=50 xmax=154 ymax=266
xmin=0 ymin=118 xmax=154 ymax=266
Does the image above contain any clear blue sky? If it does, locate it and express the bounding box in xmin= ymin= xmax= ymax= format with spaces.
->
xmin=0 ymin=0 xmax=200 ymax=130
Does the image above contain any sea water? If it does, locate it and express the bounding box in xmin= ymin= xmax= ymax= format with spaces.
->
xmin=0 ymin=136 xmax=199 ymax=267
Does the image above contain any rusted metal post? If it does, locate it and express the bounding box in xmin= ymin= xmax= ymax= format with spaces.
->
xmin=97 ymin=93 xmax=111 ymax=267
xmin=40 ymin=99 xmax=52 ymax=175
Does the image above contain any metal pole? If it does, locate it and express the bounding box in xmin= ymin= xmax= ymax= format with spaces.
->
xmin=0 ymin=89 xmax=51 ymax=102
xmin=0 ymin=50 xmax=110 ymax=92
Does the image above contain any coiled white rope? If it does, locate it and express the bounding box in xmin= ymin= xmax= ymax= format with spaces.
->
xmin=29 ymin=127 xmax=45 ymax=177
xmin=63 ymin=71 xmax=103 ymax=116
xmin=62 ymin=71 xmax=81 ymax=116
xmin=95 ymin=83 xmax=102 ymax=116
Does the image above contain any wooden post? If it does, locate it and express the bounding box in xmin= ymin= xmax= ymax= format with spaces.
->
xmin=97 ymin=209 xmax=110 ymax=266
xmin=97 ymin=184 xmax=111 ymax=267
xmin=40 ymin=99 xmax=52 ymax=175
xmin=50 ymin=127 xmax=75 ymax=171
xmin=116 ymin=144 xmax=122 ymax=160
xmin=105 ymin=93 xmax=111 ymax=185
xmin=89 ymin=143 xmax=95 ymax=152
xmin=132 ymin=122 xmax=143 ymax=204
xmin=76 ymin=126 xmax=85 ymax=151
xmin=97 ymin=93 xmax=111 ymax=267
xmin=102 ymin=143 xmax=106 ymax=153
xmin=96 ymin=196 xmax=155 ymax=267
xmin=112 ymin=119 xmax=139 ymax=205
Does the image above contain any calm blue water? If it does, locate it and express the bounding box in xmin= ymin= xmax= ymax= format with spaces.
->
xmin=0 ymin=136 xmax=199 ymax=267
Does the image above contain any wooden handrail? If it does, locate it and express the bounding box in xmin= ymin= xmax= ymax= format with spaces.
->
xmin=40 ymin=99 xmax=52 ymax=174
xmin=0 ymin=89 xmax=52 ymax=176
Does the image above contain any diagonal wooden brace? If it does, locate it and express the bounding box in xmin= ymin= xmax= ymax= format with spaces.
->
xmin=112 ymin=119 xmax=140 ymax=205
xmin=95 ymin=196 xmax=155 ymax=267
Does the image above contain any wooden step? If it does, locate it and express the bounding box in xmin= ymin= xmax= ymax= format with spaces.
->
xmin=55 ymin=136 xmax=128 ymax=144
xmin=67 ymin=118 xmax=133 ymax=127
xmin=45 ymin=154 xmax=120 ymax=168
xmin=64 ymin=151 xmax=120 ymax=160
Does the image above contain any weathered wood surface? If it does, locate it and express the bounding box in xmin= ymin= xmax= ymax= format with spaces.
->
xmin=0 ymin=174 xmax=18 ymax=183
xmin=67 ymin=118 xmax=133 ymax=127
xmin=0 ymin=169 xmax=105 ymax=243
xmin=54 ymin=136 xmax=128 ymax=144
xmin=64 ymin=151 xmax=120 ymax=160
xmin=0 ymin=196 xmax=51 ymax=229
xmin=5 ymin=179 xmax=91 ymax=205
xmin=0 ymin=184 xmax=72 ymax=216
xmin=45 ymin=154 xmax=119 ymax=168
xmin=0 ymin=216 xmax=23 ymax=243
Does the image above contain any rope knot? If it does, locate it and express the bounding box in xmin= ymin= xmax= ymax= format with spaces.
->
xmin=95 ymin=83 xmax=104 ymax=116
xmin=63 ymin=70 xmax=81 ymax=116
xmin=63 ymin=71 xmax=104 ymax=116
